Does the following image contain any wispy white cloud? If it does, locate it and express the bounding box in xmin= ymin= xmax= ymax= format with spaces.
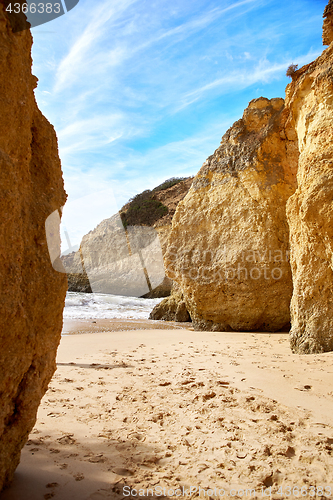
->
xmin=57 ymin=110 xmax=149 ymax=162
xmin=54 ymin=0 xmax=262 ymax=96
xmin=57 ymin=115 xmax=124 ymax=157
xmin=54 ymin=0 xmax=136 ymax=92
xmin=139 ymin=0 xmax=260 ymax=49
xmin=181 ymin=50 xmax=322 ymax=104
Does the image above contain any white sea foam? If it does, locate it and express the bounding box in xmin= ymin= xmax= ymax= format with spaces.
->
xmin=63 ymin=291 xmax=163 ymax=320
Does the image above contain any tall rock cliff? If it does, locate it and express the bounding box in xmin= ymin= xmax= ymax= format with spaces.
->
xmin=0 ymin=4 xmax=67 ymax=489
xmin=284 ymin=11 xmax=333 ymax=353
xmin=164 ymin=97 xmax=298 ymax=332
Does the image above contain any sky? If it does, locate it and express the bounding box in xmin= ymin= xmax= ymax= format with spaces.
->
xmin=30 ymin=0 xmax=327 ymax=252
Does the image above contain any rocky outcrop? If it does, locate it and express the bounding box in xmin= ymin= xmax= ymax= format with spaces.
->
xmin=284 ymin=41 xmax=333 ymax=353
xmin=0 ymin=5 xmax=67 ymax=490
xmin=62 ymin=177 xmax=192 ymax=297
xmin=64 ymin=250 xmax=92 ymax=293
xmin=323 ymin=0 xmax=333 ymax=45
xmin=149 ymin=284 xmax=191 ymax=322
xmin=164 ymin=97 xmax=298 ymax=332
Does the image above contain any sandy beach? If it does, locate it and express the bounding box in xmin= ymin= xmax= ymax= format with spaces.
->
xmin=2 ymin=320 xmax=333 ymax=500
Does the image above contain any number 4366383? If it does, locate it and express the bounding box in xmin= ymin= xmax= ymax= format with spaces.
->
xmin=6 ymin=3 xmax=61 ymax=14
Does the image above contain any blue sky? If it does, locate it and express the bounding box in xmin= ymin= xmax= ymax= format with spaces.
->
xmin=31 ymin=0 xmax=327 ymax=250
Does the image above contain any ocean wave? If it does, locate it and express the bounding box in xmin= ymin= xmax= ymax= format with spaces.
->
xmin=64 ymin=292 xmax=162 ymax=320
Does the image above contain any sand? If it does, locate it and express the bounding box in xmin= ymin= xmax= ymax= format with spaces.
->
xmin=2 ymin=319 xmax=333 ymax=500
xmin=62 ymin=318 xmax=194 ymax=335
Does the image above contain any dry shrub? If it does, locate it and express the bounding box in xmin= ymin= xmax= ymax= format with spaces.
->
xmin=286 ymin=64 xmax=298 ymax=78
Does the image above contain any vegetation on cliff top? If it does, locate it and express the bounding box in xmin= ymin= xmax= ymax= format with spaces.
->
xmin=120 ymin=177 xmax=187 ymax=228
xmin=152 ymin=177 xmax=187 ymax=192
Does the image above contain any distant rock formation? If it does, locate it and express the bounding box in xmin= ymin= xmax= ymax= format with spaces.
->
xmin=0 ymin=5 xmax=67 ymax=491
xmin=78 ymin=216 xmax=166 ymax=296
xmin=62 ymin=177 xmax=193 ymax=297
xmin=164 ymin=97 xmax=298 ymax=332
xmin=284 ymin=20 xmax=333 ymax=352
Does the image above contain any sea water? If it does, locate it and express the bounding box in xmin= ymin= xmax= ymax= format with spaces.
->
xmin=64 ymin=291 xmax=163 ymax=320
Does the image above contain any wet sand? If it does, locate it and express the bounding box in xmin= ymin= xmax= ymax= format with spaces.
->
xmin=62 ymin=318 xmax=194 ymax=335
xmin=2 ymin=324 xmax=333 ymax=500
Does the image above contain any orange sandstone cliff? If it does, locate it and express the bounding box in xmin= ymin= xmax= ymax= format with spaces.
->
xmin=162 ymin=98 xmax=298 ymax=332
xmin=0 ymin=2 xmax=67 ymax=489
xmin=283 ymin=3 xmax=333 ymax=353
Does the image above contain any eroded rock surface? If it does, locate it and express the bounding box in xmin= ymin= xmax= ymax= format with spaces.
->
xmin=0 ymin=5 xmax=67 ymax=489
xmin=323 ymin=0 xmax=333 ymax=45
xmin=164 ymin=98 xmax=298 ymax=332
xmin=285 ymin=42 xmax=333 ymax=353
xmin=149 ymin=284 xmax=191 ymax=322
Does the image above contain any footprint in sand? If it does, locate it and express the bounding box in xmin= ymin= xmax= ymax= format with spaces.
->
xmin=111 ymin=467 xmax=134 ymax=477
xmin=88 ymin=454 xmax=105 ymax=463
xmin=46 ymin=483 xmax=59 ymax=489
xmin=57 ymin=434 xmax=76 ymax=445
xmin=74 ymin=472 xmax=84 ymax=481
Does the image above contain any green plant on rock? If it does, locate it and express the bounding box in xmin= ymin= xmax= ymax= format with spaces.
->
xmin=121 ymin=190 xmax=168 ymax=227
xmin=152 ymin=177 xmax=187 ymax=192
